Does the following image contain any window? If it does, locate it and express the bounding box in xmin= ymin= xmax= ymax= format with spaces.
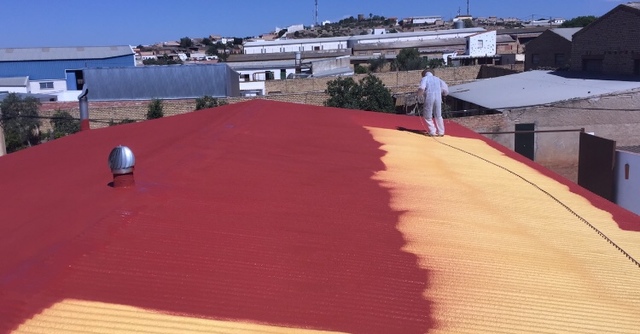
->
xmin=39 ymin=82 xmax=54 ymax=89
xmin=555 ymin=53 xmax=565 ymax=66
xmin=477 ymin=39 xmax=484 ymax=48
xmin=532 ymin=54 xmax=540 ymax=65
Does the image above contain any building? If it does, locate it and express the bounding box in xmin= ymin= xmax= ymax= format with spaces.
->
xmin=447 ymin=70 xmax=640 ymax=182
xmin=243 ymin=28 xmax=485 ymax=55
xmin=81 ymin=64 xmax=240 ymax=101
xmin=571 ymin=2 xmax=640 ymax=75
xmin=0 ymin=46 xmax=136 ymax=97
xmin=525 ymin=28 xmax=581 ymax=70
xmin=1 ymin=99 xmax=639 ymax=333
xmin=449 ymin=30 xmax=497 ymax=65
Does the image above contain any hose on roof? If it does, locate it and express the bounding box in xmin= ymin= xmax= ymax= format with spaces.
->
xmin=417 ymin=116 xmax=640 ymax=270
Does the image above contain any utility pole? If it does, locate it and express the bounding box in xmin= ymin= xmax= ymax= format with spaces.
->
xmin=467 ymin=0 xmax=470 ymax=15
xmin=315 ymin=0 xmax=319 ymax=26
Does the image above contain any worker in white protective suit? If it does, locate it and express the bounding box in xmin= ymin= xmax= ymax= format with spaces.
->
xmin=418 ymin=71 xmax=449 ymax=136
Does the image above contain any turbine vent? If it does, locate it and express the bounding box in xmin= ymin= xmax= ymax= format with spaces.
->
xmin=108 ymin=145 xmax=135 ymax=188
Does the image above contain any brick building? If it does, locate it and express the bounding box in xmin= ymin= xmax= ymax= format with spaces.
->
xmin=571 ymin=2 xmax=640 ymax=75
xmin=524 ymin=28 xmax=580 ymax=70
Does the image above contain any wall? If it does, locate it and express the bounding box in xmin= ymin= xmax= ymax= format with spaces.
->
xmin=468 ymin=31 xmax=497 ymax=57
xmin=452 ymin=88 xmax=640 ymax=181
xmin=615 ymin=150 xmax=640 ymax=215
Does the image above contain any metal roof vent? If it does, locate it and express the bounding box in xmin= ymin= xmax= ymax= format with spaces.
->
xmin=108 ymin=145 xmax=135 ymax=188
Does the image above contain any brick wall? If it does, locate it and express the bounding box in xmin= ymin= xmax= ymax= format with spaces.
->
xmin=524 ymin=32 xmax=571 ymax=70
xmin=571 ymin=7 xmax=640 ymax=74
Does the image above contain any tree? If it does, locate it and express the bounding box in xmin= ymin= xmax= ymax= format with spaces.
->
xmin=368 ymin=55 xmax=386 ymax=73
xmin=393 ymin=48 xmax=428 ymax=71
xmin=0 ymin=93 xmax=42 ymax=152
xmin=195 ymin=96 xmax=228 ymax=110
xmin=146 ymin=99 xmax=164 ymax=119
xmin=325 ymin=77 xmax=363 ymax=110
xmin=324 ymin=74 xmax=395 ymax=113
xmin=51 ymin=110 xmax=80 ymax=138
xmin=202 ymin=37 xmax=212 ymax=46
xmin=358 ymin=74 xmax=395 ymax=112
xmin=179 ymin=37 xmax=193 ymax=48
xmin=560 ymin=16 xmax=598 ymax=28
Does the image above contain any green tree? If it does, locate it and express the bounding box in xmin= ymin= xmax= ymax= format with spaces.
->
xmin=358 ymin=74 xmax=395 ymax=112
xmin=560 ymin=16 xmax=598 ymax=28
xmin=146 ymin=99 xmax=164 ymax=119
xmin=368 ymin=55 xmax=386 ymax=73
xmin=0 ymin=93 xmax=42 ymax=152
xmin=195 ymin=96 xmax=228 ymax=110
xmin=202 ymin=37 xmax=212 ymax=46
xmin=179 ymin=37 xmax=193 ymax=48
xmin=393 ymin=48 xmax=428 ymax=71
xmin=51 ymin=110 xmax=80 ymax=138
xmin=325 ymin=77 xmax=363 ymax=110
xmin=324 ymin=74 xmax=395 ymax=113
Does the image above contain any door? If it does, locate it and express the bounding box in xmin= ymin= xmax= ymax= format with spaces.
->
xmin=577 ymin=132 xmax=616 ymax=201
xmin=515 ymin=123 xmax=535 ymax=160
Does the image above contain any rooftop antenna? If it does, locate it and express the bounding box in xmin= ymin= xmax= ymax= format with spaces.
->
xmin=315 ymin=0 xmax=319 ymax=26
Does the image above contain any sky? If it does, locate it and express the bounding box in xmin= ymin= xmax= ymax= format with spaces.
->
xmin=0 ymin=0 xmax=627 ymax=48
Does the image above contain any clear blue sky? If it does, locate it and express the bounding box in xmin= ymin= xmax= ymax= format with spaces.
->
xmin=0 ymin=0 xmax=625 ymax=48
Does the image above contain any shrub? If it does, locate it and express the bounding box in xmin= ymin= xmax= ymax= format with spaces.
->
xmin=146 ymin=99 xmax=164 ymax=119
xmin=195 ymin=96 xmax=228 ymax=110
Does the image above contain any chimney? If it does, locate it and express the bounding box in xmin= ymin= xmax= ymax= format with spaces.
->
xmin=78 ymin=87 xmax=90 ymax=131
xmin=108 ymin=145 xmax=135 ymax=188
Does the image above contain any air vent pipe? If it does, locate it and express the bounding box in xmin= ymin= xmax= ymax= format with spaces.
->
xmin=108 ymin=145 xmax=135 ymax=188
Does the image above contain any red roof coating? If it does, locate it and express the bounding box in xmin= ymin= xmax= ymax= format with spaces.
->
xmin=0 ymin=100 xmax=432 ymax=333
xmin=0 ymin=99 xmax=637 ymax=333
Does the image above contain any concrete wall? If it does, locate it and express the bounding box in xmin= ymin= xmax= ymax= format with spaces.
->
xmin=452 ymin=88 xmax=640 ymax=181
xmin=615 ymin=150 xmax=640 ymax=215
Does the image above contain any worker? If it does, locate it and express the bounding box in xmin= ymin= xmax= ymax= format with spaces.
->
xmin=418 ymin=71 xmax=449 ymax=136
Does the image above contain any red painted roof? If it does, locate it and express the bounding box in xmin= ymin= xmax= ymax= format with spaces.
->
xmin=0 ymin=99 xmax=638 ymax=333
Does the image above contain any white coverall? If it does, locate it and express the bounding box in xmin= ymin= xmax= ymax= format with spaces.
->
xmin=419 ymin=72 xmax=449 ymax=136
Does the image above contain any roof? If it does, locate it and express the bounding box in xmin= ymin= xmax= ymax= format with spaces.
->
xmin=574 ymin=2 xmax=640 ymax=38
xmin=624 ymin=2 xmax=640 ymax=11
xmin=82 ymin=64 xmax=240 ymax=101
xmin=618 ymin=145 xmax=640 ymax=154
xmin=550 ymin=27 xmax=581 ymax=41
xmin=448 ymin=70 xmax=640 ymax=110
xmin=0 ymin=45 xmax=135 ymax=62
xmin=1 ymin=99 xmax=639 ymax=333
xmin=0 ymin=92 xmax=57 ymax=102
xmin=0 ymin=76 xmax=28 ymax=87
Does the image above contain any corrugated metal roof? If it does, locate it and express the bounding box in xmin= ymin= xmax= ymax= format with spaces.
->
xmin=0 ymin=76 xmax=28 ymax=86
xmin=448 ymin=70 xmax=640 ymax=109
xmin=550 ymin=27 xmax=581 ymax=41
xmin=83 ymin=64 xmax=240 ymax=101
xmin=0 ymin=45 xmax=134 ymax=62
xmin=1 ymin=100 xmax=639 ymax=333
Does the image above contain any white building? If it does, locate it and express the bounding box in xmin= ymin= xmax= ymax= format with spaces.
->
xmin=615 ymin=148 xmax=640 ymax=215
xmin=243 ymin=28 xmax=486 ymax=55
xmin=466 ymin=30 xmax=497 ymax=57
xmin=0 ymin=77 xmax=29 ymax=93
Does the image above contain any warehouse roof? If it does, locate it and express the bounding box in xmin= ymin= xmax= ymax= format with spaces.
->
xmin=448 ymin=70 xmax=640 ymax=110
xmin=0 ymin=45 xmax=135 ymax=62
xmin=1 ymin=100 xmax=638 ymax=333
